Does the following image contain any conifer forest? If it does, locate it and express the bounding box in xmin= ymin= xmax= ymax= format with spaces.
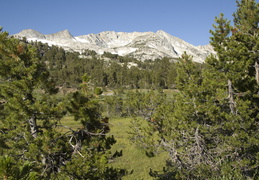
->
xmin=0 ymin=0 xmax=258 ymax=179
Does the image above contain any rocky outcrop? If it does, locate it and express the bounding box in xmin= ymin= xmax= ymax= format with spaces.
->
xmin=45 ymin=29 xmax=75 ymax=41
xmin=14 ymin=29 xmax=46 ymax=39
xmin=14 ymin=29 xmax=215 ymax=62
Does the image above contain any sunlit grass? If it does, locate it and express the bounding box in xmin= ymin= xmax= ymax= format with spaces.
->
xmin=57 ymin=116 xmax=81 ymax=133
xmin=109 ymin=117 xmax=167 ymax=180
xmin=57 ymin=116 xmax=168 ymax=179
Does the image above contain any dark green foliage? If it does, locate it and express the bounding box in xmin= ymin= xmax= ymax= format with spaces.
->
xmin=175 ymin=52 xmax=203 ymax=94
xmin=94 ymin=87 xmax=103 ymax=96
xmin=0 ymin=29 xmax=65 ymax=178
xmin=2 ymin=1 xmax=258 ymax=178
xmin=28 ymin=41 xmax=179 ymax=89
xmin=0 ymin=155 xmax=38 ymax=179
xmin=128 ymin=1 xmax=259 ymax=179
xmin=0 ymin=29 xmax=125 ymax=179
xmin=59 ymin=79 xmax=126 ymax=179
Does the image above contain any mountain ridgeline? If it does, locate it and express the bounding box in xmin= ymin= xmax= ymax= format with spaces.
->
xmin=14 ymin=29 xmax=214 ymax=62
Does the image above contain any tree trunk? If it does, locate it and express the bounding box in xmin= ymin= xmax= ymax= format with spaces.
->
xmin=28 ymin=114 xmax=38 ymax=138
xmin=255 ymin=61 xmax=259 ymax=86
xmin=228 ymin=79 xmax=236 ymax=115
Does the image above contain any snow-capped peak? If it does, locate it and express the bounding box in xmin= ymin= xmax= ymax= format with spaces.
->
xmin=13 ymin=29 xmax=214 ymax=62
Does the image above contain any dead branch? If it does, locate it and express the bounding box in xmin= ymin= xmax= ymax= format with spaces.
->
xmin=228 ymin=79 xmax=236 ymax=115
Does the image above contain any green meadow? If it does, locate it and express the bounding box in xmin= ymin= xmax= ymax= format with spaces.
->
xmin=60 ymin=116 xmax=167 ymax=179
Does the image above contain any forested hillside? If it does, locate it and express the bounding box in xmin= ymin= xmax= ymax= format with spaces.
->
xmin=30 ymin=40 xmax=183 ymax=90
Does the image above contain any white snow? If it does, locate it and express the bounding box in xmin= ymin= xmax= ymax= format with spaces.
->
xmin=116 ymin=48 xmax=138 ymax=56
xmin=74 ymin=37 xmax=90 ymax=43
xmin=27 ymin=38 xmax=64 ymax=46
xmin=15 ymin=29 xmax=214 ymax=62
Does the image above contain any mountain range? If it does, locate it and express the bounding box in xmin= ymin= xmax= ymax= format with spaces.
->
xmin=13 ymin=29 xmax=215 ymax=62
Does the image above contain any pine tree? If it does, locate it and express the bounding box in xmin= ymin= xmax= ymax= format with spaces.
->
xmin=57 ymin=76 xmax=126 ymax=179
xmin=130 ymin=1 xmax=259 ymax=179
xmin=0 ymin=29 xmax=125 ymax=179
xmin=0 ymin=28 xmax=66 ymax=178
xmin=205 ymin=0 xmax=259 ymax=177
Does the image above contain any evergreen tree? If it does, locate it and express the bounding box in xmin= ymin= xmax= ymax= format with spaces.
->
xmin=0 ymin=29 xmax=125 ymax=179
xmin=205 ymin=0 xmax=259 ymax=177
xmin=130 ymin=1 xmax=259 ymax=179
xmin=59 ymin=76 xmax=126 ymax=179
xmin=0 ymin=28 xmax=64 ymax=178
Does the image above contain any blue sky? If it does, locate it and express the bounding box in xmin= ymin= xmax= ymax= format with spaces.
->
xmin=0 ymin=0 xmax=245 ymax=45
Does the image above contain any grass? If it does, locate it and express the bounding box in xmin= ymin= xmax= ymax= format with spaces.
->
xmin=57 ymin=116 xmax=81 ymax=133
xmin=108 ymin=117 xmax=167 ymax=180
xmin=59 ymin=116 xmax=168 ymax=179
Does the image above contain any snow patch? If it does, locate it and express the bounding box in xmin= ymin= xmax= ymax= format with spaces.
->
xmin=116 ymin=48 xmax=138 ymax=56
xmin=27 ymin=38 xmax=64 ymax=46
xmin=14 ymin=29 xmax=214 ymax=62
xmin=74 ymin=37 xmax=90 ymax=43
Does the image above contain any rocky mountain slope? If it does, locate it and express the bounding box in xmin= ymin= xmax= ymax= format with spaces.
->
xmin=14 ymin=29 xmax=214 ymax=62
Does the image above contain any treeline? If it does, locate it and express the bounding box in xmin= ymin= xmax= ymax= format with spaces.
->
xmin=31 ymin=41 xmax=199 ymax=89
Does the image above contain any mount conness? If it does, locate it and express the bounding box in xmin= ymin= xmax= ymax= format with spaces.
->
xmin=14 ymin=29 xmax=214 ymax=62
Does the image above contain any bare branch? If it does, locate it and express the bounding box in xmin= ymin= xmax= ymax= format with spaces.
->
xmin=228 ymin=79 xmax=236 ymax=115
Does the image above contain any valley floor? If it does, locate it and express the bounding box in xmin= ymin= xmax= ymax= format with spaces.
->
xmin=60 ymin=116 xmax=167 ymax=179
